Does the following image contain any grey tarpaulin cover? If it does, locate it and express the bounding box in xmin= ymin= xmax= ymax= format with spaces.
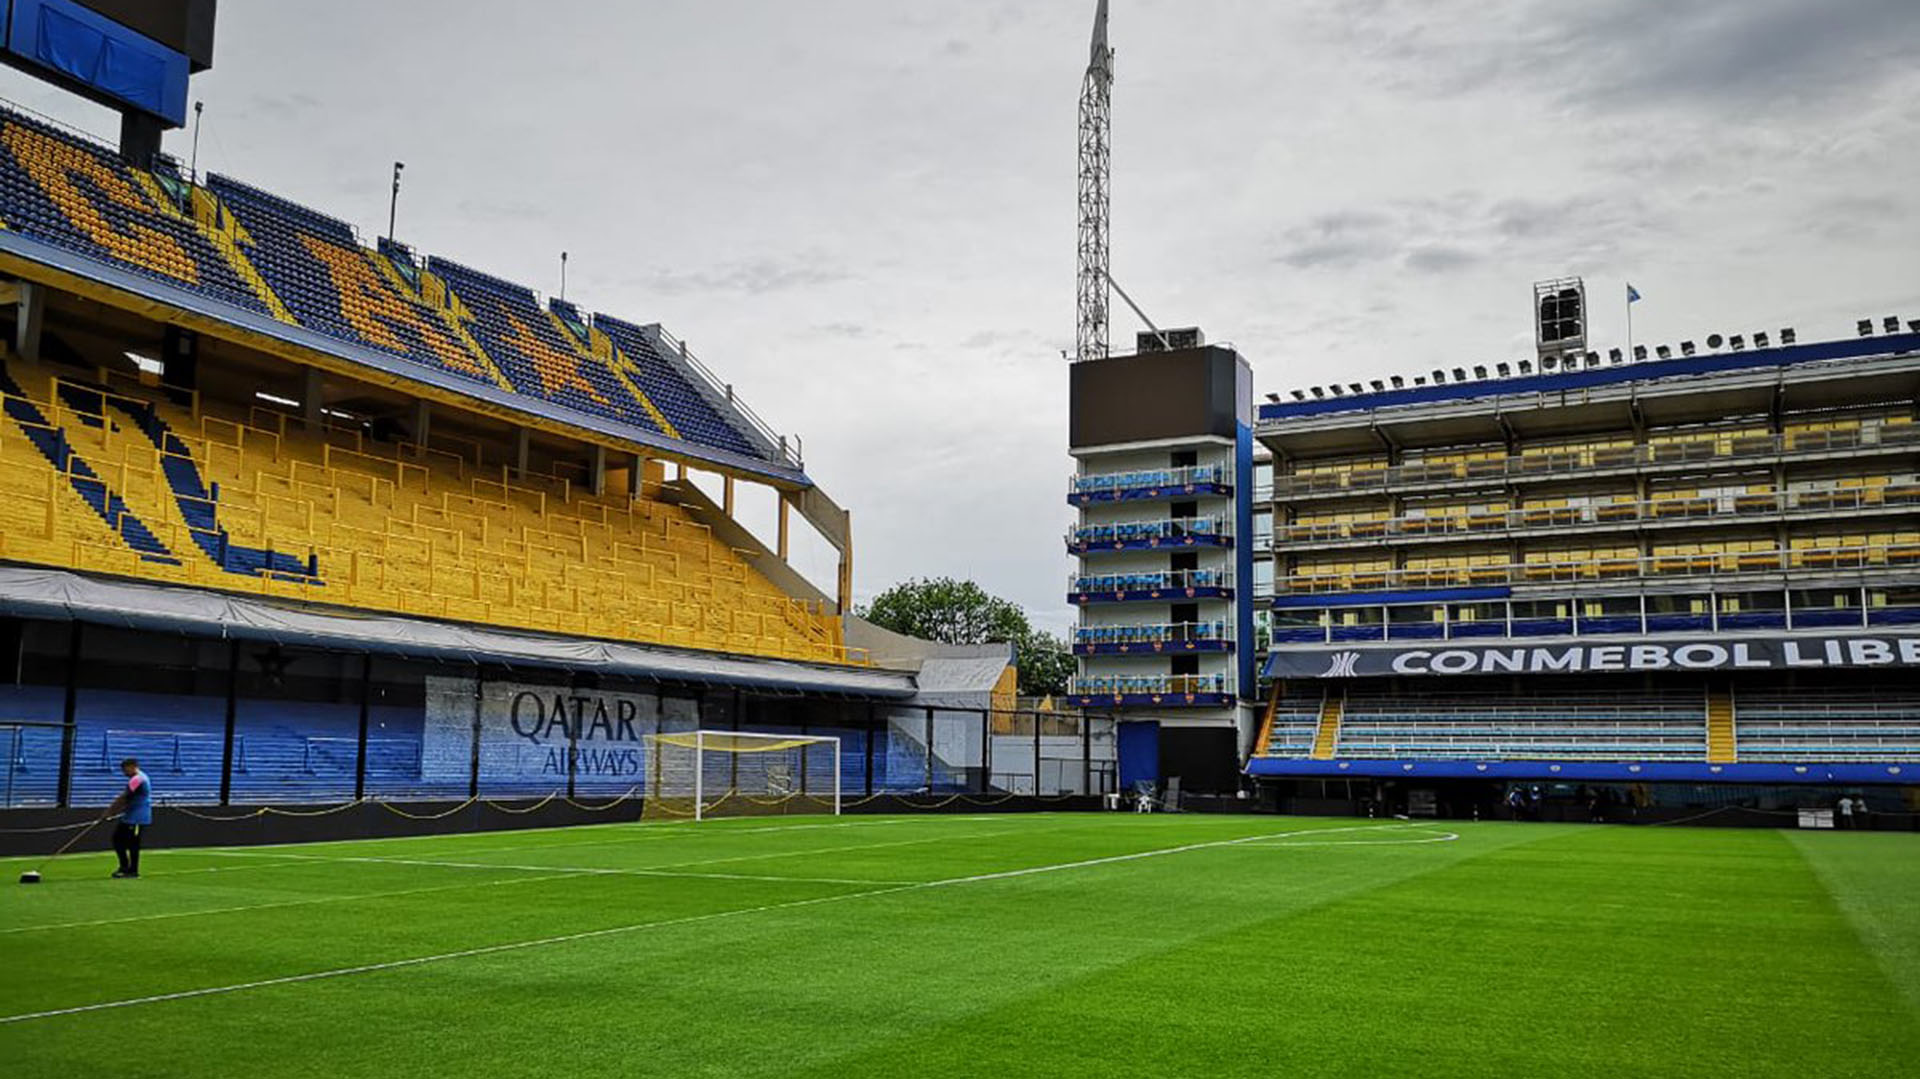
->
xmin=0 ymin=565 xmax=918 ymax=698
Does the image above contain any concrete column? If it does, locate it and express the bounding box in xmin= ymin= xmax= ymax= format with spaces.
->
xmin=514 ymin=428 xmax=531 ymax=477
xmin=590 ymin=444 xmax=607 ymax=497
xmin=14 ymin=280 xmax=44 ymax=363
xmin=723 ymin=476 xmax=736 ymax=517
xmin=303 ymin=368 xmax=324 ymax=430
xmin=629 ymin=454 xmax=645 ymax=499
xmin=412 ymin=400 xmax=431 ymax=457
xmin=777 ymin=495 xmax=791 ymax=560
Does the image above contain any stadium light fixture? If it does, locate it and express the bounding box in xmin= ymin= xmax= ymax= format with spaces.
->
xmin=387 ymin=161 xmax=405 ymax=243
xmin=1753 ymin=331 xmax=1770 ymax=349
xmin=1472 ymin=365 xmax=1487 ymax=379
xmin=1496 ymin=363 xmax=1510 ymax=377
xmin=255 ymin=391 xmax=300 ymax=408
xmin=1908 ymin=320 xmax=1919 ymax=334
xmin=1329 ymin=384 xmax=1346 ymax=396
xmin=1310 ymin=386 xmax=1325 ymax=399
xmin=1729 ymin=334 xmax=1745 ymax=351
xmin=1369 ymin=380 xmax=1386 ymax=392
xmin=1390 ymin=375 xmax=1404 ymax=389
xmin=1680 ymin=340 xmax=1696 ymax=356
xmin=1348 ymin=383 xmax=1365 ymax=395
xmin=1451 ymin=368 xmax=1467 ymax=382
xmin=1858 ymin=319 xmax=1874 ymax=337
xmin=1518 ymin=359 xmax=1533 ymax=374
xmin=1631 ymin=346 xmax=1646 ymax=361
xmin=1540 ymin=356 xmax=1557 ymax=372
xmin=1607 ymin=348 xmax=1622 ymax=363
xmin=1886 ymin=317 xmax=1901 ymax=334
xmin=1413 ymin=376 xmax=1428 ymax=386
xmin=1781 ymin=327 xmax=1796 ymax=345
xmin=1290 ymin=389 xmax=1306 ymax=401
xmin=1707 ymin=334 xmax=1724 ymax=349
xmin=1656 ymin=345 xmax=1672 ymax=360
xmin=1430 ymin=369 xmax=1447 ymax=384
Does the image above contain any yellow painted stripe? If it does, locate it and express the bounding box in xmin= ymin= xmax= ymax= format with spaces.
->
xmin=371 ymin=254 xmax=515 ymax=393
xmin=188 ymin=187 xmax=297 ymax=325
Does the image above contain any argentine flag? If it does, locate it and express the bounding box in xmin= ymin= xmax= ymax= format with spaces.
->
xmin=1627 ymin=283 xmax=1643 ymax=303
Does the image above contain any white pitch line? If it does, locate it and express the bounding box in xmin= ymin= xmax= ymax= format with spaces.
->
xmin=0 ymin=871 xmax=590 ymax=935
xmin=0 ymin=822 xmax=1435 ymax=1026
xmin=201 ymin=850 xmax=917 ymax=887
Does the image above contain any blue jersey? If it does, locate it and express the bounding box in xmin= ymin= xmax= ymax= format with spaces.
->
xmin=122 ymin=770 xmax=152 ymax=826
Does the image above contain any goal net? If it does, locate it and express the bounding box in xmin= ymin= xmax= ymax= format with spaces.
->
xmin=641 ymin=731 xmax=841 ymax=821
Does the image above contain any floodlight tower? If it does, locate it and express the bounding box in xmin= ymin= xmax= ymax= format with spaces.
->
xmin=1075 ymin=0 xmax=1114 ymax=364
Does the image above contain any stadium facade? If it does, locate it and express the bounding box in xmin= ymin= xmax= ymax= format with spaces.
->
xmin=1247 ymin=306 xmax=1920 ymax=818
xmin=1067 ymin=334 xmax=1257 ymax=795
xmin=0 ymin=104 xmax=1116 ymax=816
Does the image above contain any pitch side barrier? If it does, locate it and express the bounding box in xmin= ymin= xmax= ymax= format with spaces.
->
xmin=0 ymin=793 xmax=1111 ymax=857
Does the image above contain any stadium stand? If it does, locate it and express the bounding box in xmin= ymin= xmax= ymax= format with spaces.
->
xmin=0 ymin=104 xmax=776 ymax=467
xmin=0 ymin=352 xmax=842 ymax=659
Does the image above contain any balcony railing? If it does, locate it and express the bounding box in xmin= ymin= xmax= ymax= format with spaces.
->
xmin=1270 ymin=602 xmax=1920 ymax=645
xmin=1075 ymin=621 xmax=1230 ymax=646
xmin=1069 ymin=568 xmax=1233 ymax=593
xmin=1279 ymin=486 xmax=1920 ymax=547
xmin=1067 ymin=515 xmax=1233 ymax=550
xmin=1272 ymin=424 xmax=1920 ymax=499
xmin=1070 ymin=674 xmax=1228 ymax=696
xmin=1071 ymin=464 xmax=1230 ymax=495
xmin=1281 ymin=543 xmax=1920 ymax=595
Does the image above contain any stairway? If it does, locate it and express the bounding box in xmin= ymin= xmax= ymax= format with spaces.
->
xmin=1707 ymin=688 xmax=1737 ymax=763
xmin=1310 ymin=688 xmax=1345 ymax=760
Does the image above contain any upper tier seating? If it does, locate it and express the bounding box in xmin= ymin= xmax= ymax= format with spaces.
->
xmin=0 ymin=106 xmax=772 ymax=466
xmin=0 ymin=354 xmax=845 ymax=664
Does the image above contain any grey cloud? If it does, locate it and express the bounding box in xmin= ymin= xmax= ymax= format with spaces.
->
xmin=646 ymin=258 xmax=852 ymax=297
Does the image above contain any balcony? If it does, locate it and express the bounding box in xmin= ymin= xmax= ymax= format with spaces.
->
xmin=1068 ymin=568 xmax=1234 ymax=605
xmin=1268 ymin=601 xmax=1920 ymax=645
xmin=1073 ymin=621 xmax=1233 ymax=656
xmin=1271 ymin=424 xmax=1920 ymax=500
xmin=1068 ymin=674 xmax=1233 ymax=708
xmin=1070 ymin=464 xmax=1232 ymax=506
xmin=1067 ymin=515 xmax=1233 ymax=555
xmin=1277 ymin=486 xmax=1920 ymax=551
xmin=1280 ymin=542 xmax=1920 ymax=596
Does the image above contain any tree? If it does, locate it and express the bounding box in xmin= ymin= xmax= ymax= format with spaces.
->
xmin=858 ymin=577 xmax=1072 ymax=696
xmin=1015 ymin=629 xmax=1075 ymax=698
xmin=858 ymin=577 xmax=1028 ymax=646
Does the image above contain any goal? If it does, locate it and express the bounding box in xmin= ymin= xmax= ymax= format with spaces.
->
xmin=642 ymin=731 xmax=842 ymax=821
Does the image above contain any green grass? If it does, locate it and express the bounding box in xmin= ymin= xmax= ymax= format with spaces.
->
xmin=1 ymin=813 xmax=1915 ymax=1077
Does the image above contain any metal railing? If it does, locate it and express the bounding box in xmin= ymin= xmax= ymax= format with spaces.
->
xmin=1272 ymin=424 xmax=1920 ymax=499
xmin=1074 ymin=620 xmax=1230 ymax=646
xmin=1279 ymin=543 xmax=1920 ymax=595
xmin=1070 ymin=673 xmax=1229 ymax=696
xmin=1071 ymin=464 xmax=1230 ymax=494
xmin=1278 ymin=486 xmax=1920 ymax=546
xmin=1067 ymin=514 xmax=1232 ymax=546
xmin=645 ymin=324 xmax=803 ymax=469
xmin=1269 ymin=601 xmax=1920 ymax=645
xmin=1069 ymin=568 xmax=1234 ymax=593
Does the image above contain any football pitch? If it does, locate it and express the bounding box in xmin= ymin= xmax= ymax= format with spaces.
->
xmin=2 ymin=813 xmax=1916 ymax=1077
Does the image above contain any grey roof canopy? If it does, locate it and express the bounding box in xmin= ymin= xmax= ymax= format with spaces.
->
xmin=0 ymin=565 xmax=919 ymax=698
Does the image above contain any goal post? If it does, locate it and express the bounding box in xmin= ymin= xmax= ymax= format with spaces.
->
xmin=642 ymin=731 xmax=842 ymax=821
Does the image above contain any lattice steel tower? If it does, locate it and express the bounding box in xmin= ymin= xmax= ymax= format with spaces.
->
xmin=1075 ymin=0 xmax=1113 ymax=364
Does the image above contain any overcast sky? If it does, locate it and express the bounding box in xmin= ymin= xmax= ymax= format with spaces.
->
xmin=4 ymin=0 xmax=1917 ymax=634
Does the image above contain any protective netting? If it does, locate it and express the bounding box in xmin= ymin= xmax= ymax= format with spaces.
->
xmin=642 ymin=731 xmax=840 ymax=821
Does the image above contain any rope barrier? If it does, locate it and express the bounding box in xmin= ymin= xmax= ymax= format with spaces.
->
xmin=0 ymin=818 xmax=104 ymax=835
xmin=478 ymin=792 xmax=560 ymax=815
xmin=377 ymin=797 xmax=480 ymax=821
xmin=563 ymin=788 xmax=642 ymax=811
